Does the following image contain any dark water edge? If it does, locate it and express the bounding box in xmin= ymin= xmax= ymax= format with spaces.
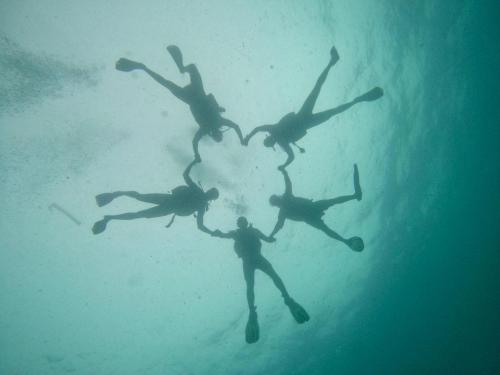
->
xmin=288 ymin=2 xmax=500 ymax=374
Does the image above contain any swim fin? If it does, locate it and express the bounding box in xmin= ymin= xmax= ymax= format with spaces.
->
xmin=330 ymin=46 xmax=339 ymax=65
xmin=285 ymin=298 xmax=310 ymax=324
xmin=347 ymin=236 xmax=364 ymax=252
xmin=357 ymin=87 xmax=384 ymax=102
xmin=167 ymin=45 xmax=185 ymax=73
xmin=92 ymin=218 xmax=108 ymax=235
xmin=95 ymin=193 xmax=116 ymax=207
xmin=245 ymin=309 xmax=259 ymax=344
xmin=353 ymin=164 xmax=362 ymax=201
xmin=115 ymin=58 xmax=143 ymax=72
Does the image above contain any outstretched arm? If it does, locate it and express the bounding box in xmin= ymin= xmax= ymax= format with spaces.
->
xmin=280 ymin=168 xmax=293 ymax=195
xmin=183 ymin=159 xmax=198 ymax=188
xmin=211 ymin=229 xmax=234 ymax=239
xmin=255 ymin=228 xmax=276 ymax=243
xmin=278 ymin=143 xmax=295 ymax=170
xmin=192 ymin=129 xmax=204 ymax=162
xmin=221 ymin=118 xmax=244 ymax=144
xmin=243 ymin=125 xmax=273 ymax=145
xmin=196 ymin=211 xmax=213 ymax=235
xmin=269 ymin=212 xmax=286 ymax=238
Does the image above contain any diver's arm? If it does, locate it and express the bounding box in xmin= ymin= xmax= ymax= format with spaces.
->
xmin=279 ymin=143 xmax=295 ymax=170
xmin=192 ymin=129 xmax=203 ymax=162
xmin=221 ymin=118 xmax=244 ymax=144
xmin=183 ymin=159 xmax=198 ymax=188
xmin=243 ymin=125 xmax=273 ymax=144
xmin=281 ymin=168 xmax=293 ymax=196
xmin=211 ymin=229 xmax=234 ymax=239
xmin=196 ymin=211 xmax=213 ymax=235
xmin=256 ymin=228 xmax=276 ymax=243
xmin=269 ymin=212 xmax=286 ymax=238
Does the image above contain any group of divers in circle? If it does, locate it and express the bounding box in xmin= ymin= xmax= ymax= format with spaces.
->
xmin=92 ymin=45 xmax=383 ymax=344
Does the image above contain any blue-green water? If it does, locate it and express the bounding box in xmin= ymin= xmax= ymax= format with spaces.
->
xmin=1 ymin=1 xmax=499 ymax=374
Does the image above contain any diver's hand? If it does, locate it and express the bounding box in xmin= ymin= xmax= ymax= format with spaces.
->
xmin=268 ymin=236 xmax=276 ymax=243
xmin=212 ymin=229 xmax=223 ymax=237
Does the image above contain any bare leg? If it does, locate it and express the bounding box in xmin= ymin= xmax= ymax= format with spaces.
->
xmin=96 ymin=191 xmax=171 ymax=207
xmin=307 ymin=219 xmax=364 ymax=251
xmin=314 ymin=194 xmax=358 ymax=211
xmin=257 ymin=257 xmax=290 ymax=300
xmin=307 ymin=87 xmax=384 ymax=130
xmin=307 ymin=219 xmax=348 ymax=243
xmin=313 ymin=164 xmax=362 ymax=209
xmin=298 ymin=46 xmax=339 ymax=116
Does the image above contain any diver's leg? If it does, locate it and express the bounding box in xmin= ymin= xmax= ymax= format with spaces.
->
xmin=257 ymin=257 xmax=290 ymax=300
xmin=96 ymin=191 xmax=170 ymax=207
xmin=243 ymin=262 xmax=256 ymax=311
xmin=92 ymin=205 xmax=174 ymax=234
xmin=298 ymin=46 xmax=339 ymax=116
xmin=243 ymin=262 xmax=259 ymax=343
xmin=307 ymin=219 xmax=348 ymax=243
xmin=307 ymin=87 xmax=383 ymax=130
xmin=314 ymin=194 xmax=357 ymax=211
xmin=314 ymin=164 xmax=362 ymax=209
xmin=306 ymin=219 xmax=364 ymax=251
xmin=181 ymin=64 xmax=204 ymax=94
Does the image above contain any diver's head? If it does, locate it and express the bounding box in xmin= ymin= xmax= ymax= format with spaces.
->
xmin=210 ymin=129 xmax=223 ymax=142
xmin=237 ymin=216 xmax=248 ymax=229
xmin=269 ymin=195 xmax=281 ymax=207
xmin=263 ymin=135 xmax=276 ymax=148
xmin=206 ymin=188 xmax=219 ymax=201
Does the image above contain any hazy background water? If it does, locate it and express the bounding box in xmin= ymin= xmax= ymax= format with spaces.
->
xmin=1 ymin=1 xmax=499 ymax=374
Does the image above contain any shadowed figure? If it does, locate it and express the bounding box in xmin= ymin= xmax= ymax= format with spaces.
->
xmin=92 ymin=160 xmax=217 ymax=234
xmin=115 ymin=45 xmax=244 ymax=161
xmin=269 ymin=166 xmax=364 ymax=251
xmin=211 ymin=217 xmax=309 ymax=344
xmin=244 ymin=46 xmax=383 ymax=169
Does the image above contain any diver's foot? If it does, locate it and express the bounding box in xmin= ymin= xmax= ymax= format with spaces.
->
xmin=115 ymin=58 xmax=144 ymax=72
xmin=285 ymin=297 xmax=310 ymax=324
xmin=347 ymin=236 xmax=364 ymax=252
xmin=95 ymin=193 xmax=116 ymax=207
xmin=357 ymin=87 xmax=384 ymax=102
xmin=353 ymin=164 xmax=362 ymax=201
xmin=92 ymin=218 xmax=109 ymax=235
xmin=245 ymin=309 xmax=259 ymax=344
xmin=330 ymin=46 xmax=339 ymax=65
xmin=166 ymin=45 xmax=185 ymax=73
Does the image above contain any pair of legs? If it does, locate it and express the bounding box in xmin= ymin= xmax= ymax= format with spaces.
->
xmin=306 ymin=164 xmax=364 ymax=251
xmin=296 ymin=46 xmax=383 ymax=131
xmin=92 ymin=191 xmax=174 ymax=234
xmin=243 ymin=255 xmax=310 ymax=343
xmin=243 ymin=256 xmax=290 ymax=311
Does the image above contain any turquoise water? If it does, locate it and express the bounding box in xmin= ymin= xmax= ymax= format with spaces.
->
xmin=1 ymin=1 xmax=499 ymax=374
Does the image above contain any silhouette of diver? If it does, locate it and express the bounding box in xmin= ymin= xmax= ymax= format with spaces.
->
xmin=115 ymin=45 xmax=244 ymax=161
xmin=269 ymin=166 xmax=364 ymax=251
xmin=244 ymin=46 xmax=383 ymax=169
xmin=92 ymin=160 xmax=218 ymax=234
xmin=211 ymin=217 xmax=309 ymax=344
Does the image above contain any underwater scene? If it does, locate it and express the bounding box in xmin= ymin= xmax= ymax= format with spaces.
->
xmin=1 ymin=1 xmax=499 ymax=374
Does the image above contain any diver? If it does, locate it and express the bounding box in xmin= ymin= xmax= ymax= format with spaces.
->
xmin=92 ymin=160 xmax=218 ymax=234
xmin=115 ymin=45 xmax=244 ymax=161
xmin=269 ymin=166 xmax=364 ymax=251
xmin=211 ymin=217 xmax=309 ymax=344
xmin=244 ymin=46 xmax=383 ymax=169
